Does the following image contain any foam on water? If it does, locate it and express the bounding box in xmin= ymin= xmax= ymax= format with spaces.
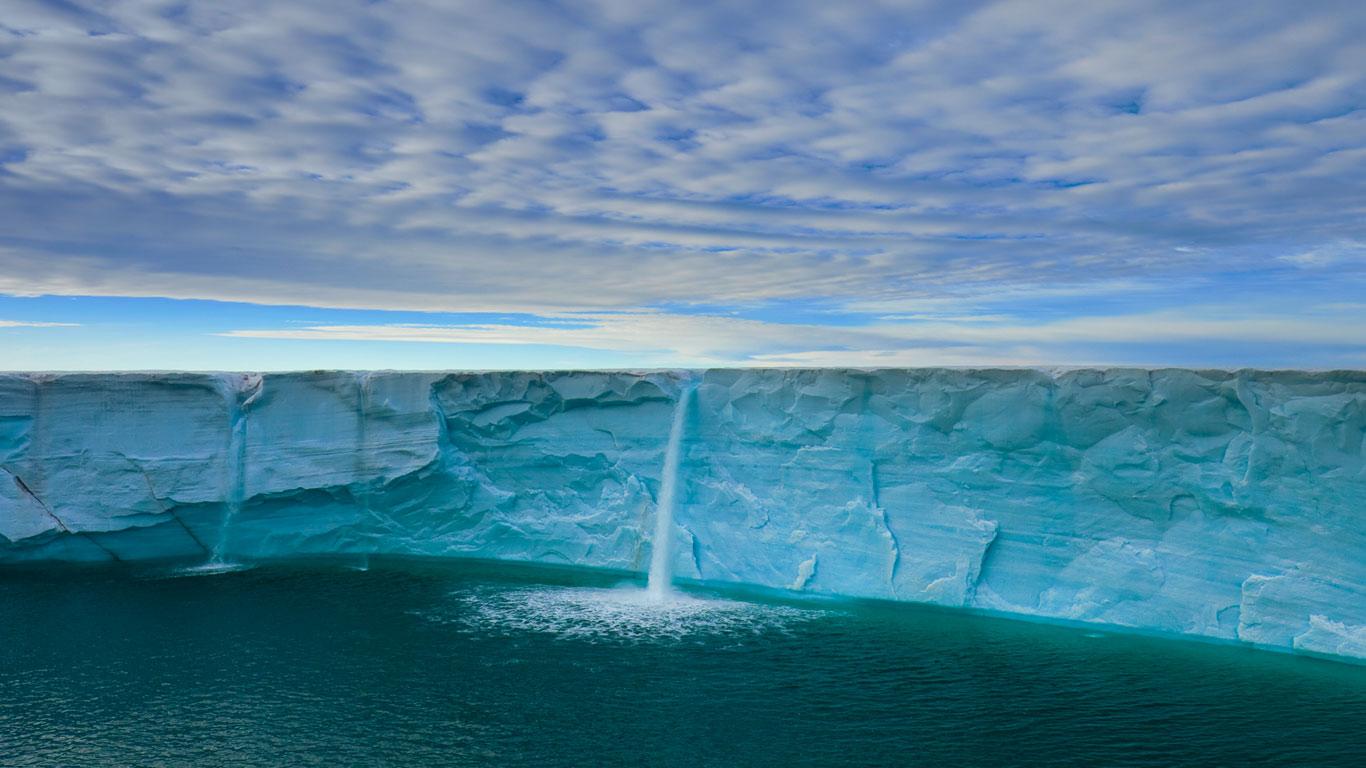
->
xmin=424 ymin=584 xmax=827 ymax=644
xmin=153 ymin=561 xmax=254 ymax=578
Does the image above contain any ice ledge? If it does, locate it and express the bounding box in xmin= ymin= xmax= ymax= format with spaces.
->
xmin=2 ymin=368 xmax=1363 ymax=661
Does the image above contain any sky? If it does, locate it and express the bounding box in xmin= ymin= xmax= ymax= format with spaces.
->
xmin=1 ymin=0 xmax=1363 ymax=370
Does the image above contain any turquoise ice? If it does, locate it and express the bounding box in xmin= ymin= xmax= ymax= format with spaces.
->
xmin=1 ymin=369 xmax=1362 ymax=660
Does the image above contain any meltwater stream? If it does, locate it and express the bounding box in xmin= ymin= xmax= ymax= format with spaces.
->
xmin=646 ymin=383 xmax=693 ymax=601
xmin=203 ymin=374 xmax=261 ymax=571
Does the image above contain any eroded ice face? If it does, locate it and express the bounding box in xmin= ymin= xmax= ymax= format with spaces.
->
xmin=3 ymin=368 xmax=1364 ymax=661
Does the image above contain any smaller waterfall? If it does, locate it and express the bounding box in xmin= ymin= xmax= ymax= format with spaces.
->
xmin=207 ymin=374 xmax=261 ymax=567
xmin=647 ymin=383 xmax=694 ymax=600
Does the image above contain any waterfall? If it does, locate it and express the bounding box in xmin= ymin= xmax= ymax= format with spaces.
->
xmin=208 ymin=374 xmax=260 ymax=567
xmin=647 ymin=383 xmax=694 ymax=600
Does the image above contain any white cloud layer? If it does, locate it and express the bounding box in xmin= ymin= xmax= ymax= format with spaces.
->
xmin=219 ymin=305 xmax=1366 ymax=367
xmin=1 ymin=0 xmax=1364 ymax=365
xmin=0 ymin=319 xmax=77 ymax=328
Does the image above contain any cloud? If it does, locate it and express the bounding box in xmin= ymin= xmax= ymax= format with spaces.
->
xmin=1279 ymin=240 xmax=1366 ymax=268
xmin=0 ymin=319 xmax=77 ymax=328
xmin=0 ymin=0 xmax=1363 ymax=366
xmin=219 ymin=303 xmax=1366 ymax=367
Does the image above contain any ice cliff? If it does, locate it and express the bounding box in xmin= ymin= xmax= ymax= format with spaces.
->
xmin=2 ymin=369 xmax=1363 ymax=660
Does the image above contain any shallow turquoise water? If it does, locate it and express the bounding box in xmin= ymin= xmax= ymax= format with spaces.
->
xmin=2 ymin=559 xmax=1363 ymax=767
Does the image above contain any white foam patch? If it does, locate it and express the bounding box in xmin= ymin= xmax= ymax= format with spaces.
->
xmin=423 ymin=585 xmax=828 ymax=644
xmin=139 ymin=561 xmax=254 ymax=579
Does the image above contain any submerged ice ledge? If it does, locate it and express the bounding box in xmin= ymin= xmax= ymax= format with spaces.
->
xmin=1 ymin=368 xmax=1363 ymax=661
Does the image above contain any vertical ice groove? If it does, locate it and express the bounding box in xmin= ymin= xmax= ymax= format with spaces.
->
xmin=354 ymin=373 xmax=374 ymax=516
xmin=969 ymin=522 xmax=1001 ymax=601
xmin=859 ymin=375 xmax=899 ymax=593
xmin=681 ymin=523 xmax=703 ymax=579
xmin=868 ymin=459 xmax=882 ymax=514
xmin=356 ymin=372 xmax=370 ymax=482
xmin=878 ymin=504 xmax=901 ymax=592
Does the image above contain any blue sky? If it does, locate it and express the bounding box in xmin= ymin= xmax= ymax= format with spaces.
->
xmin=1 ymin=0 xmax=1363 ymax=370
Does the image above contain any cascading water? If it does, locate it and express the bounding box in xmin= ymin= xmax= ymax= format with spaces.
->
xmin=206 ymin=374 xmax=261 ymax=568
xmin=646 ymin=383 xmax=694 ymax=600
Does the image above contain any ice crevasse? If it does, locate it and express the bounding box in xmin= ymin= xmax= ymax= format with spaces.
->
xmin=1 ymin=368 xmax=1362 ymax=661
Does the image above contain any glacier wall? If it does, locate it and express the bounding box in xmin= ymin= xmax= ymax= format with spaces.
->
xmin=1 ymin=369 xmax=1363 ymax=660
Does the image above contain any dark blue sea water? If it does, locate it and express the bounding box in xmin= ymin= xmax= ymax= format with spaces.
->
xmin=2 ymin=559 xmax=1363 ymax=767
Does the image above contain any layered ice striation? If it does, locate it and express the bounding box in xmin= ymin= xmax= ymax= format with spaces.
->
xmin=1 ymin=369 xmax=1363 ymax=660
